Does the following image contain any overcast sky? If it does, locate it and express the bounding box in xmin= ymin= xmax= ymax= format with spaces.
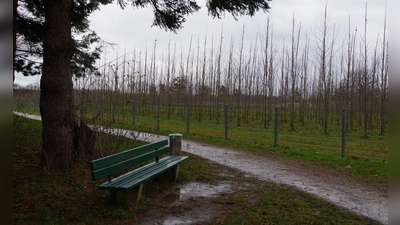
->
xmin=14 ymin=0 xmax=388 ymax=87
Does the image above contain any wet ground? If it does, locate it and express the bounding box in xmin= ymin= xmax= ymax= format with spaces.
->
xmin=15 ymin=112 xmax=388 ymax=224
xmin=136 ymin=182 xmax=234 ymax=225
xmin=154 ymin=182 xmax=232 ymax=205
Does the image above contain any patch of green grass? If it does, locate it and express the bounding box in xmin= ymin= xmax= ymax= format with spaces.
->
xmin=276 ymin=145 xmax=388 ymax=185
xmin=179 ymin=153 xmax=220 ymax=184
xmin=28 ymin=204 xmax=68 ymax=225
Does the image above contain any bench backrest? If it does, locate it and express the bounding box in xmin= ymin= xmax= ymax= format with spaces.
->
xmin=90 ymin=139 xmax=169 ymax=181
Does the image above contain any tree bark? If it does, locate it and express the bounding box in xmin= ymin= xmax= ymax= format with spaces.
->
xmin=13 ymin=0 xmax=18 ymax=83
xmin=40 ymin=0 xmax=77 ymax=170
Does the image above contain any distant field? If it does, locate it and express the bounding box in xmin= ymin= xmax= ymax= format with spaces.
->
xmin=13 ymin=97 xmax=388 ymax=160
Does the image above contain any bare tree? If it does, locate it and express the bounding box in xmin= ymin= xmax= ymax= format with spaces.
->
xmin=362 ymin=3 xmax=368 ymax=138
xmin=208 ymin=35 xmax=215 ymax=120
xmin=289 ymin=14 xmax=301 ymax=131
xmin=198 ymin=33 xmax=207 ymax=122
xmin=216 ymin=26 xmax=224 ymax=124
xmin=380 ymin=5 xmax=388 ymax=135
xmin=370 ymin=35 xmax=379 ymax=130
xmin=345 ymin=16 xmax=357 ymax=132
xmin=279 ymin=42 xmax=288 ymax=124
xmin=185 ymin=35 xmax=194 ymax=115
xmin=226 ymin=34 xmax=234 ymax=120
xmin=313 ymin=5 xmax=334 ymax=134
xmin=300 ymin=33 xmax=309 ymax=126
xmin=262 ymin=17 xmax=270 ymax=128
xmin=237 ymin=24 xmax=246 ymax=126
xmin=327 ymin=24 xmax=337 ymax=125
xmin=166 ymin=39 xmax=172 ymax=119
xmin=267 ymin=20 xmax=276 ymax=126
xmin=250 ymin=35 xmax=259 ymax=122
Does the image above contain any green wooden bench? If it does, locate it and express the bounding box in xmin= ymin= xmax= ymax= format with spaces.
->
xmin=90 ymin=134 xmax=188 ymax=204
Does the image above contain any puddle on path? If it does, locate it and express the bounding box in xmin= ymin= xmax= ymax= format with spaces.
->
xmin=155 ymin=182 xmax=231 ymax=206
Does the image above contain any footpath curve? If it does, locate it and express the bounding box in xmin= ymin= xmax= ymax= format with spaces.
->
xmin=14 ymin=112 xmax=388 ymax=224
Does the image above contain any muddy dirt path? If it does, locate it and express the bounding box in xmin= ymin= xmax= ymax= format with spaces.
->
xmin=15 ymin=112 xmax=388 ymax=224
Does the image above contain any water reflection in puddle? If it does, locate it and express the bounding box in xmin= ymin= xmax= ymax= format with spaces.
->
xmin=156 ymin=182 xmax=231 ymax=205
xmin=163 ymin=218 xmax=193 ymax=225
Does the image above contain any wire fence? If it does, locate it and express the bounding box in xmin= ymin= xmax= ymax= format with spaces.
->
xmin=13 ymin=97 xmax=388 ymax=160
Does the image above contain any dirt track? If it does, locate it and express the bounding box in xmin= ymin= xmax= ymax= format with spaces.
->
xmin=14 ymin=112 xmax=388 ymax=224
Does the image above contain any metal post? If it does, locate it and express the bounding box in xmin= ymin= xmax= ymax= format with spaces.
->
xmin=169 ymin=133 xmax=182 ymax=156
xmin=187 ymin=104 xmax=191 ymax=134
xmin=342 ymin=108 xmax=347 ymax=157
xmin=168 ymin=133 xmax=182 ymax=181
xmin=274 ymin=106 xmax=279 ymax=147
xmin=132 ymin=101 xmax=136 ymax=125
xmin=225 ymin=105 xmax=229 ymax=139
xmin=156 ymin=103 xmax=160 ymax=130
xmin=96 ymin=101 xmax=99 ymax=117
xmin=216 ymin=103 xmax=220 ymax=124
xmin=80 ymin=101 xmax=85 ymax=122
xmin=112 ymin=101 xmax=116 ymax=122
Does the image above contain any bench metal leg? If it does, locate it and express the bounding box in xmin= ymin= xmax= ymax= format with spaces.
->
xmin=110 ymin=184 xmax=144 ymax=205
xmin=156 ymin=165 xmax=180 ymax=181
xmin=170 ymin=165 xmax=180 ymax=181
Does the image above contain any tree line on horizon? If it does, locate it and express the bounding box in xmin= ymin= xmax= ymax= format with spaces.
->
xmin=74 ymin=5 xmax=388 ymax=136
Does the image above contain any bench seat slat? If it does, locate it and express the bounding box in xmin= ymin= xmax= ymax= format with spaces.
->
xmin=91 ymin=146 xmax=169 ymax=180
xmin=113 ymin=156 xmax=188 ymax=190
xmin=97 ymin=156 xmax=175 ymax=189
xmin=117 ymin=156 xmax=189 ymax=191
xmin=90 ymin=139 xmax=168 ymax=170
xmin=98 ymin=156 xmax=189 ymax=191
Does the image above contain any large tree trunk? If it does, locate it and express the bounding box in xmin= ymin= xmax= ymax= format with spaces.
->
xmin=40 ymin=0 xmax=77 ymax=170
xmin=13 ymin=0 xmax=18 ymax=83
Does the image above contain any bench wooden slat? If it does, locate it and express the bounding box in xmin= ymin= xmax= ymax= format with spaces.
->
xmin=90 ymin=139 xmax=168 ymax=170
xmin=91 ymin=146 xmax=169 ymax=181
xmin=98 ymin=156 xmax=189 ymax=191
xmin=98 ymin=156 xmax=176 ymax=189
xmin=117 ymin=156 xmax=188 ymax=191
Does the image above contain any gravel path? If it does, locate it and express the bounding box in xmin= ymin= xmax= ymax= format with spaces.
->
xmin=14 ymin=112 xmax=388 ymax=224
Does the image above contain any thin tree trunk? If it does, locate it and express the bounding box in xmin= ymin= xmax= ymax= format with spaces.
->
xmin=380 ymin=6 xmax=387 ymax=135
xmin=363 ymin=3 xmax=368 ymax=138
xmin=237 ymin=25 xmax=245 ymax=126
